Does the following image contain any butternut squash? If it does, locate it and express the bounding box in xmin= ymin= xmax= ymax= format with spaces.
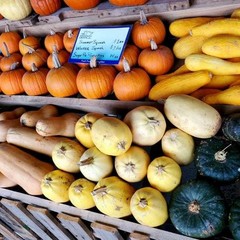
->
xmin=149 ymin=70 xmax=212 ymax=101
xmin=0 ymin=143 xmax=55 ymax=195
xmin=155 ymin=64 xmax=190 ymax=83
xmin=0 ymin=118 xmax=21 ymax=142
xmin=173 ymin=35 xmax=207 ymax=59
xmin=185 ymin=54 xmax=240 ymax=75
xmin=204 ymin=75 xmax=240 ymax=89
xmin=190 ymin=18 xmax=240 ymax=37
xmin=202 ymin=34 xmax=240 ymax=58
xmin=202 ymin=86 xmax=240 ymax=105
xmin=20 ymin=104 xmax=59 ymax=127
xmin=169 ymin=17 xmax=221 ymax=38
xmin=36 ymin=112 xmax=81 ymax=137
xmin=0 ymin=172 xmax=17 ymax=188
xmin=6 ymin=126 xmax=69 ymax=156
xmin=0 ymin=107 xmax=26 ymax=121
xmin=190 ymin=88 xmax=221 ymax=99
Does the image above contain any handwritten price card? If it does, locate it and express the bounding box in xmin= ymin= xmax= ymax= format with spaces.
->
xmin=69 ymin=25 xmax=132 ymax=65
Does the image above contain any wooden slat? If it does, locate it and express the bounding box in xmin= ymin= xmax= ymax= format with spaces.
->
xmin=27 ymin=205 xmax=73 ymax=240
xmin=57 ymin=213 xmax=96 ymax=240
xmin=91 ymin=222 xmax=124 ymax=240
xmin=0 ymin=203 xmax=38 ymax=240
xmin=0 ymin=199 xmax=54 ymax=240
xmin=129 ymin=232 xmax=150 ymax=240
xmin=0 ymin=220 xmax=23 ymax=240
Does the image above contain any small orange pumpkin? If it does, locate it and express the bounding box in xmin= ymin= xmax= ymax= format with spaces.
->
xmin=63 ymin=0 xmax=100 ymax=10
xmin=76 ymin=56 xmax=117 ymax=99
xmin=22 ymin=63 xmax=49 ymax=96
xmin=138 ymin=40 xmax=175 ymax=75
xmin=63 ymin=29 xmax=79 ymax=53
xmin=114 ymin=44 xmax=140 ymax=72
xmin=131 ymin=11 xmax=166 ymax=49
xmin=0 ymin=63 xmax=25 ymax=95
xmin=113 ymin=59 xmax=151 ymax=101
xmin=44 ymin=29 xmax=64 ymax=53
xmin=0 ymin=25 xmax=21 ymax=56
xmin=46 ymin=52 xmax=78 ymax=97
xmin=0 ymin=42 xmax=22 ymax=72
xmin=30 ymin=0 xmax=61 ymax=16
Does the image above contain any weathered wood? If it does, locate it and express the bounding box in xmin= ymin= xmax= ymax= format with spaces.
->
xmin=0 ymin=203 xmax=38 ymax=240
xmin=0 ymin=189 xmax=195 ymax=240
xmin=91 ymin=222 xmax=124 ymax=240
xmin=27 ymin=205 xmax=73 ymax=240
xmin=57 ymin=213 xmax=96 ymax=240
xmin=0 ymin=199 xmax=54 ymax=240
xmin=0 ymin=220 xmax=23 ymax=240
xmin=128 ymin=232 xmax=150 ymax=240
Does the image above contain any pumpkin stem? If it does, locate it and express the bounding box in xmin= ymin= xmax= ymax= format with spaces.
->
xmin=122 ymin=58 xmax=131 ymax=72
xmin=85 ymin=121 xmax=92 ymax=130
xmin=214 ymin=144 xmax=232 ymax=162
xmin=5 ymin=24 xmax=10 ymax=33
xmin=3 ymin=42 xmax=10 ymax=57
xmin=150 ymin=39 xmax=158 ymax=51
xmin=139 ymin=10 xmax=148 ymax=25
xmin=74 ymin=184 xmax=83 ymax=193
xmin=78 ymin=157 xmax=94 ymax=166
xmin=52 ymin=44 xmax=58 ymax=54
xmin=50 ymin=29 xmax=56 ymax=36
xmin=21 ymin=42 xmax=35 ymax=54
xmin=10 ymin=62 xmax=19 ymax=71
xmin=139 ymin=198 xmax=148 ymax=208
xmin=89 ymin=56 xmax=98 ymax=68
xmin=67 ymin=29 xmax=74 ymax=38
xmin=188 ymin=200 xmax=200 ymax=214
xmin=91 ymin=186 xmax=108 ymax=197
xmin=31 ymin=63 xmax=38 ymax=72
xmin=52 ymin=51 xmax=62 ymax=69
xmin=23 ymin=28 xmax=27 ymax=39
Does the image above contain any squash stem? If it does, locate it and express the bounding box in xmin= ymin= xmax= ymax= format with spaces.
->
xmin=117 ymin=141 xmax=127 ymax=150
xmin=31 ymin=63 xmax=38 ymax=72
xmin=21 ymin=42 xmax=35 ymax=54
xmin=52 ymin=51 xmax=62 ymax=69
xmin=139 ymin=198 xmax=148 ymax=208
xmin=150 ymin=39 xmax=158 ymax=51
xmin=23 ymin=28 xmax=27 ymax=39
xmin=44 ymin=177 xmax=52 ymax=187
xmin=5 ymin=24 xmax=10 ymax=33
xmin=188 ymin=200 xmax=200 ymax=214
xmin=139 ymin=10 xmax=148 ymax=25
xmin=79 ymin=157 xmax=94 ymax=166
xmin=3 ymin=42 xmax=10 ymax=57
xmin=74 ymin=184 xmax=83 ymax=193
xmin=125 ymin=162 xmax=135 ymax=173
xmin=122 ymin=58 xmax=131 ymax=72
xmin=91 ymin=186 xmax=108 ymax=196
xmin=90 ymin=56 xmax=97 ymax=68
xmin=84 ymin=121 xmax=92 ymax=130
xmin=214 ymin=144 xmax=232 ymax=162
xmin=148 ymin=117 xmax=160 ymax=126
xmin=67 ymin=29 xmax=73 ymax=38
xmin=10 ymin=62 xmax=19 ymax=71
xmin=50 ymin=29 xmax=56 ymax=36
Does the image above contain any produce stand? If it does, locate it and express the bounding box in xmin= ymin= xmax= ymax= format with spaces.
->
xmin=0 ymin=0 xmax=240 ymax=239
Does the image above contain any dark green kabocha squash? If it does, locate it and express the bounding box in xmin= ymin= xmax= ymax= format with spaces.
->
xmin=229 ymin=198 xmax=240 ymax=240
xmin=169 ymin=179 xmax=227 ymax=239
xmin=194 ymin=136 xmax=240 ymax=182
xmin=222 ymin=112 xmax=240 ymax=143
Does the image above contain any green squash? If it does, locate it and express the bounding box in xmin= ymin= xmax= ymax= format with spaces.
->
xmin=229 ymin=198 xmax=240 ymax=240
xmin=222 ymin=113 xmax=240 ymax=143
xmin=194 ymin=136 xmax=240 ymax=182
xmin=169 ymin=179 xmax=227 ymax=239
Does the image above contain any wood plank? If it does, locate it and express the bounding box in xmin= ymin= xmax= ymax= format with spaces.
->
xmin=0 ymin=203 xmax=38 ymax=240
xmin=27 ymin=205 xmax=73 ymax=240
xmin=0 ymin=220 xmax=23 ymax=240
xmin=0 ymin=199 xmax=54 ymax=240
xmin=128 ymin=232 xmax=150 ymax=240
xmin=91 ymin=222 xmax=124 ymax=240
xmin=57 ymin=213 xmax=96 ymax=240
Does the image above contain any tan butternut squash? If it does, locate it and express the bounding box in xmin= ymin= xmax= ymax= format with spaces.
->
xmin=185 ymin=54 xmax=240 ymax=75
xmin=6 ymin=126 xmax=69 ymax=156
xmin=173 ymin=35 xmax=207 ymax=59
xmin=20 ymin=104 xmax=59 ymax=127
xmin=202 ymin=86 xmax=240 ymax=105
xmin=36 ymin=112 xmax=81 ymax=137
xmin=190 ymin=18 xmax=240 ymax=37
xmin=202 ymin=34 xmax=240 ymax=58
xmin=149 ymin=70 xmax=212 ymax=101
xmin=0 ymin=143 xmax=55 ymax=195
xmin=0 ymin=107 xmax=26 ymax=121
xmin=0 ymin=172 xmax=17 ymax=188
xmin=169 ymin=17 xmax=221 ymax=38
xmin=155 ymin=64 xmax=190 ymax=83
xmin=204 ymin=75 xmax=240 ymax=89
xmin=0 ymin=118 xmax=21 ymax=142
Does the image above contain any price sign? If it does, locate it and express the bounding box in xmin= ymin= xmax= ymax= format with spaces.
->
xmin=69 ymin=25 xmax=132 ymax=65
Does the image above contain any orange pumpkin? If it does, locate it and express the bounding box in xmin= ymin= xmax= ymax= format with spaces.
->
xmin=109 ymin=0 xmax=148 ymax=6
xmin=76 ymin=56 xmax=117 ymax=99
xmin=0 ymin=63 xmax=25 ymax=95
xmin=131 ymin=11 xmax=166 ymax=49
xmin=47 ymin=47 xmax=70 ymax=69
xmin=30 ymin=0 xmax=61 ymax=16
xmin=22 ymin=46 xmax=49 ymax=71
xmin=44 ymin=30 xmax=64 ymax=53
xmin=113 ymin=59 xmax=151 ymax=101
xmin=0 ymin=43 xmax=22 ymax=72
xmin=19 ymin=29 xmax=41 ymax=55
xmin=22 ymin=63 xmax=49 ymax=96
xmin=46 ymin=52 xmax=78 ymax=97
xmin=63 ymin=0 xmax=100 ymax=10
xmin=63 ymin=29 xmax=79 ymax=53
xmin=0 ymin=26 xmax=21 ymax=56
xmin=138 ymin=40 xmax=175 ymax=75
xmin=114 ymin=44 xmax=140 ymax=72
